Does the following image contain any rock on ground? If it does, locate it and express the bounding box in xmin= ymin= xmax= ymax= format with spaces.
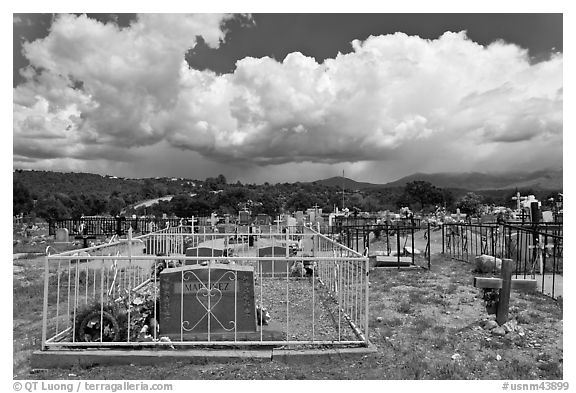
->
xmin=475 ymin=254 xmax=502 ymax=273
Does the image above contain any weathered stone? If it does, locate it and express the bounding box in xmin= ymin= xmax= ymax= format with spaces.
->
xmin=503 ymin=319 xmax=518 ymax=333
xmin=295 ymin=211 xmax=304 ymax=225
xmin=301 ymin=235 xmax=315 ymax=256
xmin=517 ymin=326 xmax=526 ymax=336
xmin=484 ymin=320 xmax=499 ymax=330
xmin=475 ymin=254 xmax=502 ymax=273
xmin=492 ymin=326 xmax=506 ymax=336
xmin=516 ymin=311 xmax=531 ymax=324
xmin=55 ymin=228 xmax=69 ymax=243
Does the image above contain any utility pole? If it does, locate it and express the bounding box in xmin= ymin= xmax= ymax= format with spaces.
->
xmin=342 ymin=169 xmax=345 ymax=210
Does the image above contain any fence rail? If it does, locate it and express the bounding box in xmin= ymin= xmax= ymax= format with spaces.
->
xmin=48 ymin=217 xmax=200 ymax=237
xmin=327 ymin=222 xmax=431 ymax=269
xmin=41 ymin=226 xmax=369 ymax=350
xmin=442 ymin=222 xmax=563 ymax=299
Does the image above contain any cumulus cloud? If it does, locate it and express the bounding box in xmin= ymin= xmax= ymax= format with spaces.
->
xmin=13 ymin=17 xmax=562 ymax=180
xmin=15 ymin=13 xmax=234 ymax=153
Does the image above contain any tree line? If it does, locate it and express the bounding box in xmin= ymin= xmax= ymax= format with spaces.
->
xmin=13 ymin=170 xmax=558 ymax=221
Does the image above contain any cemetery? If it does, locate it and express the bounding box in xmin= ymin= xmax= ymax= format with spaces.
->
xmin=14 ymin=201 xmax=563 ymax=379
xmin=33 ymin=222 xmax=369 ymax=360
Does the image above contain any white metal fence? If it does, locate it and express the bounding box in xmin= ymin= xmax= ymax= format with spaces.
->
xmin=41 ymin=225 xmax=369 ymax=350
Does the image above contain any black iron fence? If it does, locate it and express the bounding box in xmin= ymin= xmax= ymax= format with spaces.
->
xmin=328 ymin=221 xmax=431 ymax=269
xmin=442 ymin=222 xmax=563 ymax=299
xmin=48 ymin=217 xmax=198 ymax=237
xmin=333 ymin=216 xmax=423 ymax=228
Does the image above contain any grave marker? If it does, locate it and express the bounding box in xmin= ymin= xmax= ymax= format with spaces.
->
xmin=55 ymin=228 xmax=69 ymax=243
xmin=301 ymin=235 xmax=315 ymax=256
xmin=473 ymin=259 xmax=537 ymax=325
xmin=257 ymin=246 xmax=288 ymax=275
xmin=295 ymin=211 xmax=304 ymax=225
xmin=159 ymin=264 xmax=257 ymax=339
xmin=184 ymin=247 xmax=224 ymax=265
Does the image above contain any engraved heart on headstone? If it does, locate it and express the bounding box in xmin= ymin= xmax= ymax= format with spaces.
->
xmin=196 ymin=286 xmax=223 ymax=311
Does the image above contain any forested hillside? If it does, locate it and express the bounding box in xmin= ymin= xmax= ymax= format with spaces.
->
xmin=13 ymin=170 xmax=560 ymax=220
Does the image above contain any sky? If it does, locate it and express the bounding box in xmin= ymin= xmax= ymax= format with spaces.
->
xmin=12 ymin=13 xmax=563 ymax=184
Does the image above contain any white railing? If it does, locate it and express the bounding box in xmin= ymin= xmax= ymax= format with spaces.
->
xmin=41 ymin=225 xmax=369 ymax=349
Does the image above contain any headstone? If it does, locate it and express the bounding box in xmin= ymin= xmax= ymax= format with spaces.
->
xmin=185 ymin=247 xmax=224 ymax=264
xmin=159 ymin=264 xmax=257 ymax=339
xmin=301 ymin=235 xmax=315 ymax=256
xmin=542 ymin=211 xmax=553 ymax=223
xmin=530 ymin=202 xmax=541 ymax=223
xmin=239 ymin=211 xmax=250 ymax=225
xmin=147 ymin=221 xmax=156 ymax=233
xmin=286 ymin=217 xmax=297 ymax=227
xmin=55 ymin=228 xmax=69 ymax=243
xmin=257 ymin=246 xmax=288 ymax=275
xmin=295 ymin=211 xmax=304 ymax=225
xmin=307 ymin=209 xmax=316 ymax=223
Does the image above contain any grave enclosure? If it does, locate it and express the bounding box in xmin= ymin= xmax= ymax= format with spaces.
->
xmin=40 ymin=224 xmax=369 ymax=352
xmin=443 ymin=222 xmax=563 ymax=299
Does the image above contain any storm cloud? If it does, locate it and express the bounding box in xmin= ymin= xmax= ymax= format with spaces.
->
xmin=13 ymin=14 xmax=562 ymax=182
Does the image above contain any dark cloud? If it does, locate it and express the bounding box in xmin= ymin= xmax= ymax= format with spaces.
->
xmin=13 ymin=14 xmax=563 ymax=182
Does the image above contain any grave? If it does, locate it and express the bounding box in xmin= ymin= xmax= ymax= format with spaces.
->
xmin=257 ymin=246 xmax=288 ymax=275
xmin=369 ymin=254 xmax=412 ymax=268
xmin=184 ymin=247 xmax=225 ymax=265
xmin=542 ymin=211 xmax=554 ymax=223
xmin=55 ymin=228 xmax=70 ymax=243
xmin=301 ymin=235 xmax=315 ymax=256
xmin=474 ymin=259 xmax=537 ymax=324
xmin=159 ymin=264 xmax=283 ymax=341
xmin=159 ymin=264 xmax=255 ymax=339
xmin=295 ymin=211 xmax=304 ymax=225
xmin=285 ymin=217 xmax=297 ymax=228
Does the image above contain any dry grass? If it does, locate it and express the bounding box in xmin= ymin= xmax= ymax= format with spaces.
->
xmin=14 ymin=254 xmax=563 ymax=380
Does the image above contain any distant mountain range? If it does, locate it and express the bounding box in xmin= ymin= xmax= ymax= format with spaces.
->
xmin=314 ymin=169 xmax=563 ymax=191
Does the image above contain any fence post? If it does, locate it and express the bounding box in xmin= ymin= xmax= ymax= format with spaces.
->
xmin=411 ymin=216 xmax=415 ymax=266
xmin=442 ymin=223 xmax=445 ymax=254
xmin=427 ymin=222 xmax=431 ymax=269
xmin=127 ymin=227 xmax=133 ymax=341
xmin=385 ymin=222 xmax=390 ymax=255
xmin=364 ymin=256 xmax=369 ymax=346
xmin=396 ymin=225 xmax=401 ymax=269
xmin=116 ymin=216 xmax=122 ymax=237
xmin=490 ymin=226 xmax=495 ymax=258
xmin=41 ymin=254 xmax=50 ymax=350
xmin=496 ymin=259 xmax=513 ymax=325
